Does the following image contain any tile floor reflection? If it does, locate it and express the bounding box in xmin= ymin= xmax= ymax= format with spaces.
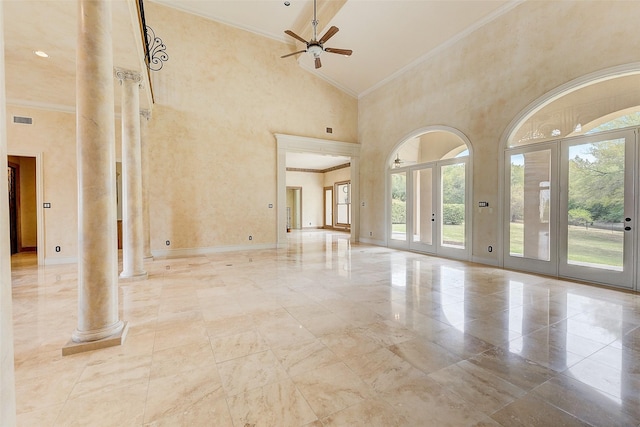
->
xmin=11 ymin=230 xmax=640 ymax=426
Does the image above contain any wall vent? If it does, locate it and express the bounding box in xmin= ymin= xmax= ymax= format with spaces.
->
xmin=13 ymin=116 xmax=33 ymax=125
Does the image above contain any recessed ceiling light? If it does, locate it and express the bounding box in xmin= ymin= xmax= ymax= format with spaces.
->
xmin=34 ymin=50 xmax=49 ymax=58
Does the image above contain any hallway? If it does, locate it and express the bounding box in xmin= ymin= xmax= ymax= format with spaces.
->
xmin=11 ymin=230 xmax=640 ymax=426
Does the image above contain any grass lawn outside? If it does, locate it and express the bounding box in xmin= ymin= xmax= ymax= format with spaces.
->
xmin=391 ymin=223 xmax=465 ymax=247
xmin=509 ymin=222 xmax=623 ymax=267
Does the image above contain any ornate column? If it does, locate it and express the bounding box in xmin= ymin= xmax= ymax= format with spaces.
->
xmin=140 ymin=110 xmax=153 ymax=260
xmin=64 ymin=0 xmax=126 ymax=355
xmin=0 ymin=0 xmax=17 ymax=423
xmin=116 ymin=69 xmax=148 ymax=280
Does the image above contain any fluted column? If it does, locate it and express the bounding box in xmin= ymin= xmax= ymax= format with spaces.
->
xmin=64 ymin=0 xmax=126 ymax=354
xmin=0 ymin=1 xmax=17 ymax=423
xmin=116 ymin=69 xmax=147 ymax=280
xmin=140 ymin=110 xmax=153 ymax=260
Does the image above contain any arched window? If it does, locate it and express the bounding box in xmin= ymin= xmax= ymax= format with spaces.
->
xmin=388 ymin=128 xmax=472 ymax=261
xmin=503 ymin=67 xmax=640 ymax=290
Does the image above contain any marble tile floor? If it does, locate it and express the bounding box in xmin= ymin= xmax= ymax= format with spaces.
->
xmin=10 ymin=230 xmax=640 ymax=426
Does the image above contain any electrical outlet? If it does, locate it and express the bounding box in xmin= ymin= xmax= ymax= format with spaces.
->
xmin=249 ymin=235 xmax=253 ymax=241
xmin=55 ymin=246 xmax=61 ymax=252
xmin=488 ymin=245 xmax=493 ymax=252
xmin=165 ymin=240 xmax=170 ymax=246
xmin=369 ymin=231 xmax=372 ymax=237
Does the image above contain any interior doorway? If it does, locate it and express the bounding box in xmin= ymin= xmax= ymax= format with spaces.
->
xmin=286 ymin=187 xmax=302 ymax=230
xmin=324 ymin=186 xmax=333 ymax=228
xmin=7 ymin=156 xmax=37 ymax=255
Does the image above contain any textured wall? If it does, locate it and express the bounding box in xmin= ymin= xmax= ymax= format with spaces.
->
xmin=144 ymin=3 xmax=358 ymax=251
xmin=357 ymin=0 xmax=640 ymax=263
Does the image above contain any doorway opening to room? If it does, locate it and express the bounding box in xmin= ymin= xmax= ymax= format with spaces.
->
xmin=387 ymin=127 xmax=472 ymax=261
xmin=7 ymin=155 xmax=39 ymax=259
xmin=503 ymin=69 xmax=640 ymax=291
xmin=324 ymin=186 xmax=333 ymax=229
xmin=286 ymin=186 xmax=302 ymax=231
xmin=277 ymin=133 xmax=360 ymax=246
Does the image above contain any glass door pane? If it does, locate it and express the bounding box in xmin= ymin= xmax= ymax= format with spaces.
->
xmin=390 ymin=172 xmax=407 ymax=242
xmin=504 ymin=144 xmax=557 ymax=276
xmin=440 ymin=162 xmax=465 ymax=249
xmin=509 ymin=150 xmax=551 ymax=260
xmin=559 ymin=130 xmax=634 ymax=288
xmin=336 ymin=182 xmax=350 ymax=226
xmin=409 ymin=167 xmax=435 ymax=252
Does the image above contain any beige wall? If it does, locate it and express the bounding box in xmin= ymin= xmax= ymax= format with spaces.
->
xmin=6 ymin=107 xmax=77 ymax=262
xmin=323 ymin=166 xmax=350 ymax=188
xmin=7 ymin=156 xmax=36 ymax=249
xmin=145 ymin=3 xmax=358 ymax=252
xmin=6 ymin=106 xmax=123 ymax=263
xmin=357 ymin=1 xmax=640 ymax=262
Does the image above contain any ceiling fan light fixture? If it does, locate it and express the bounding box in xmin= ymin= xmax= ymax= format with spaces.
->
xmin=308 ymin=44 xmax=323 ymax=57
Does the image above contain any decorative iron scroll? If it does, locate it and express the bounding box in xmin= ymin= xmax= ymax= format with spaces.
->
xmin=139 ymin=0 xmax=168 ymax=71
xmin=145 ymin=26 xmax=169 ymax=71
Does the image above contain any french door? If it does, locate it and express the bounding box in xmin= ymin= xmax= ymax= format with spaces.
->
xmin=504 ymin=128 xmax=636 ymax=289
xmin=389 ymin=158 xmax=469 ymax=260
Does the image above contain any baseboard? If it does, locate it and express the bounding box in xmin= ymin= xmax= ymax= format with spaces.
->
xmin=471 ymin=255 xmax=501 ymax=267
xmin=358 ymin=237 xmax=386 ymax=246
xmin=45 ymin=256 xmax=77 ymax=265
xmin=151 ymin=243 xmax=278 ymax=258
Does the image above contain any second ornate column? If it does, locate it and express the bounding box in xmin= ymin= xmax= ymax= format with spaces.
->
xmin=116 ymin=69 xmax=147 ymax=281
xmin=140 ymin=110 xmax=153 ymax=260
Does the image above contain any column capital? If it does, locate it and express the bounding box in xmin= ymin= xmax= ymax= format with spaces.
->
xmin=114 ymin=67 xmax=142 ymax=85
xmin=140 ymin=109 xmax=151 ymax=121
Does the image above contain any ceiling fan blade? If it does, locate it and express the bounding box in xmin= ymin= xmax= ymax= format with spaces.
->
xmin=318 ymin=26 xmax=339 ymax=44
xmin=281 ymin=49 xmax=307 ymax=58
xmin=285 ymin=30 xmax=309 ymax=45
xmin=315 ymin=57 xmax=322 ymax=69
xmin=324 ymin=47 xmax=353 ymax=56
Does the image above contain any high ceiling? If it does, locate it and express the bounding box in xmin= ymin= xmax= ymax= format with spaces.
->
xmin=151 ymin=0 xmax=518 ymax=98
xmin=2 ymin=0 xmax=520 ymax=169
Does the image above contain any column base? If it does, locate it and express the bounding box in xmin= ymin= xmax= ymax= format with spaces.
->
xmin=62 ymin=321 xmax=129 ymax=356
xmin=119 ymin=271 xmax=148 ymax=282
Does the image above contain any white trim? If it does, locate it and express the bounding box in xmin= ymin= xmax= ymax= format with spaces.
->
xmin=44 ymin=257 xmax=77 ymax=266
xmin=359 ymin=0 xmax=525 ymax=99
xmin=8 ymin=150 xmax=45 ymax=266
xmin=275 ymin=133 xmax=360 ymax=247
xmin=471 ymin=255 xmax=501 ymax=267
xmin=358 ymin=237 xmax=385 ymax=247
xmin=7 ymin=99 xmax=75 ymax=114
xmin=151 ymin=243 xmax=277 ymax=258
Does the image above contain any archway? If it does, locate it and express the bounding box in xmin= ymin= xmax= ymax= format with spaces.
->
xmin=502 ymin=64 xmax=640 ymax=290
xmin=387 ymin=126 xmax=473 ymax=261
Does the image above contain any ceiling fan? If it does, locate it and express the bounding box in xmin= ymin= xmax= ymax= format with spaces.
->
xmin=281 ymin=0 xmax=353 ymax=69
